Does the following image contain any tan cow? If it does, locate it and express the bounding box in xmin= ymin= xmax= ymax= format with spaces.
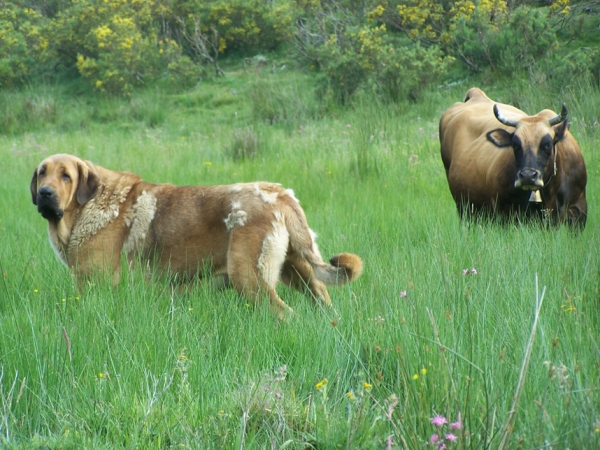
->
xmin=440 ymin=88 xmax=587 ymax=228
xmin=30 ymin=154 xmax=363 ymax=319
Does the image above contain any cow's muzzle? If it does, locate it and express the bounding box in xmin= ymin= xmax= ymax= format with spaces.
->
xmin=37 ymin=187 xmax=64 ymax=220
xmin=515 ymin=169 xmax=544 ymax=190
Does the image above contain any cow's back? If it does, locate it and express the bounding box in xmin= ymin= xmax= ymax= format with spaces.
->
xmin=439 ymin=88 xmax=527 ymax=209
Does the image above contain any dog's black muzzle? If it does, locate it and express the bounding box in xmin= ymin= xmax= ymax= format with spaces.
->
xmin=37 ymin=187 xmax=64 ymax=220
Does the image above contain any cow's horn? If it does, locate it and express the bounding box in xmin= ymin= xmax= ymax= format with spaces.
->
xmin=548 ymin=103 xmax=568 ymax=126
xmin=493 ymin=104 xmax=519 ymax=128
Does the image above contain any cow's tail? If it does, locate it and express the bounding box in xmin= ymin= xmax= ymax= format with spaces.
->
xmin=281 ymin=194 xmax=363 ymax=285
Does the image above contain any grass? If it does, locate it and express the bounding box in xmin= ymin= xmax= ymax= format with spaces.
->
xmin=1 ymin=64 xmax=599 ymax=449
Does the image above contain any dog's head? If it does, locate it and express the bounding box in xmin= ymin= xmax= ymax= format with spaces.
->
xmin=30 ymin=154 xmax=100 ymax=221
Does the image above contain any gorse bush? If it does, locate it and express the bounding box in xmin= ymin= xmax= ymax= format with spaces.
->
xmin=451 ymin=6 xmax=558 ymax=74
xmin=295 ymin=6 xmax=452 ymax=103
xmin=0 ymin=5 xmax=51 ymax=87
xmin=1 ymin=0 xmax=599 ymax=100
xmin=0 ymin=0 xmax=295 ymax=94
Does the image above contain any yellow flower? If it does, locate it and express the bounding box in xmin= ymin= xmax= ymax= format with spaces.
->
xmin=421 ymin=368 xmax=427 ymax=375
xmin=315 ymin=378 xmax=328 ymax=390
xmin=33 ymin=289 xmax=38 ymax=293
xmin=363 ymin=382 xmax=372 ymax=390
xmin=412 ymin=374 xmax=419 ymax=380
xmin=203 ymin=161 xmax=213 ymax=166
xmin=98 ymin=373 xmax=104 ymax=378
xmin=347 ymin=391 xmax=354 ymax=400
xmin=96 ymin=80 xmax=103 ymax=88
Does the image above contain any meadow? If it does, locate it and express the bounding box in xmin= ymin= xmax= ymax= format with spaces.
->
xmin=1 ymin=63 xmax=599 ymax=449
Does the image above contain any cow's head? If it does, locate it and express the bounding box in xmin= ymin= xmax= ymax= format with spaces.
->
xmin=486 ymin=104 xmax=569 ymax=191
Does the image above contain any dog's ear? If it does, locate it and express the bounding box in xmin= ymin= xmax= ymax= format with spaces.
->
xmin=76 ymin=161 xmax=100 ymax=205
xmin=30 ymin=168 xmax=38 ymax=205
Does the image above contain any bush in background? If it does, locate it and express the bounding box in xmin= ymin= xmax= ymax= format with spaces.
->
xmin=227 ymin=126 xmax=259 ymax=161
xmin=0 ymin=5 xmax=52 ymax=87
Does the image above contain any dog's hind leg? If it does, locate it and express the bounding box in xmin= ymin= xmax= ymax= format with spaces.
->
xmin=227 ymin=225 xmax=293 ymax=320
xmin=280 ymin=252 xmax=332 ymax=307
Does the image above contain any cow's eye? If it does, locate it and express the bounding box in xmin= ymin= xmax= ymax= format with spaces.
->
xmin=62 ymin=173 xmax=71 ymax=182
xmin=542 ymin=144 xmax=552 ymax=155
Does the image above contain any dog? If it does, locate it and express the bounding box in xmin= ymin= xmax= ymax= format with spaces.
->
xmin=30 ymin=154 xmax=363 ymax=318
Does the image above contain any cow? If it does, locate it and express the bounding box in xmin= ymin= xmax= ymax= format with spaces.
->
xmin=439 ymin=87 xmax=587 ymax=228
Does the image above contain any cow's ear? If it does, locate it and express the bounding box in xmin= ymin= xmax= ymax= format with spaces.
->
xmin=486 ymin=129 xmax=513 ymax=147
xmin=30 ymin=168 xmax=38 ymax=205
xmin=76 ymin=161 xmax=100 ymax=205
xmin=554 ymin=118 xmax=569 ymax=142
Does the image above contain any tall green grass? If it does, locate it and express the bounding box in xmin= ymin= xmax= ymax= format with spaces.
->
xmin=1 ymin=68 xmax=599 ymax=448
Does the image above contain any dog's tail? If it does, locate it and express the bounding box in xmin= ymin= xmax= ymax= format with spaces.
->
xmin=281 ymin=193 xmax=363 ymax=285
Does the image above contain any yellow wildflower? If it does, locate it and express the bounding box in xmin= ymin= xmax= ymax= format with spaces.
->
xmin=315 ymin=378 xmax=328 ymax=390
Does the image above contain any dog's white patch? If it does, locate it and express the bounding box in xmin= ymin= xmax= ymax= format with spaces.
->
xmin=309 ymin=228 xmax=324 ymax=260
xmin=283 ymin=188 xmax=300 ymax=203
xmin=224 ymin=210 xmax=248 ymax=230
xmin=68 ymin=180 xmax=132 ymax=251
xmin=48 ymin=228 xmax=68 ymax=267
xmin=253 ymin=183 xmax=278 ymax=204
xmin=258 ymin=216 xmax=289 ymax=287
xmin=230 ymin=184 xmax=243 ymax=194
xmin=123 ymin=190 xmax=157 ymax=255
xmin=231 ymin=200 xmax=242 ymax=210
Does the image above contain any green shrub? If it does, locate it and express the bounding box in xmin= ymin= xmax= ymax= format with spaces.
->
xmin=227 ymin=126 xmax=259 ymax=161
xmin=296 ymin=19 xmax=451 ymax=103
xmin=451 ymin=7 xmax=558 ymax=74
xmin=0 ymin=4 xmax=52 ymax=87
xmin=247 ymin=73 xmax=320 ymax=124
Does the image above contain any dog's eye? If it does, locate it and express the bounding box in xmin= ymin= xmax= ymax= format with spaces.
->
xmin=62 ymin=173 xmax=71 ymax=182
xmin=38 ymin=170 xmax=45 ymax=178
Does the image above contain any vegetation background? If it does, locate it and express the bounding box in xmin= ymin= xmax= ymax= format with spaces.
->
xmin=1 ymin=0 xmax=599 ymax=448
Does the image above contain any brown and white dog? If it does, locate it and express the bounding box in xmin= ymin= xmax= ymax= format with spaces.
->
xmin=30 ymin=154 xmax=362 ymax=318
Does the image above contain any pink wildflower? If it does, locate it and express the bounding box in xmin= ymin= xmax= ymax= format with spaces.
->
xmin=429 ymin=434 xmax=439 ymax=445
xmin=430 ymin=415 xmax=448 ymax=427
xmin=449 ymin=421 xmax=462 ymax=430
xmin=462 ymin=269 xmax=469 ymax=276
xmin=445 ymin=433 xmax=458 ymax=442
xmin=386 ymin=435 xmax=393 ymax=450
xmin=470 ymin=268 xmax=477 ymax=275
xmin=400 ymin=290 xmax=408 ymax=298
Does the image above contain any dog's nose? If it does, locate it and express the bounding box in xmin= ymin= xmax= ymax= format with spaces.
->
xmin=38 ymin=186 xmax=54 ymax=198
